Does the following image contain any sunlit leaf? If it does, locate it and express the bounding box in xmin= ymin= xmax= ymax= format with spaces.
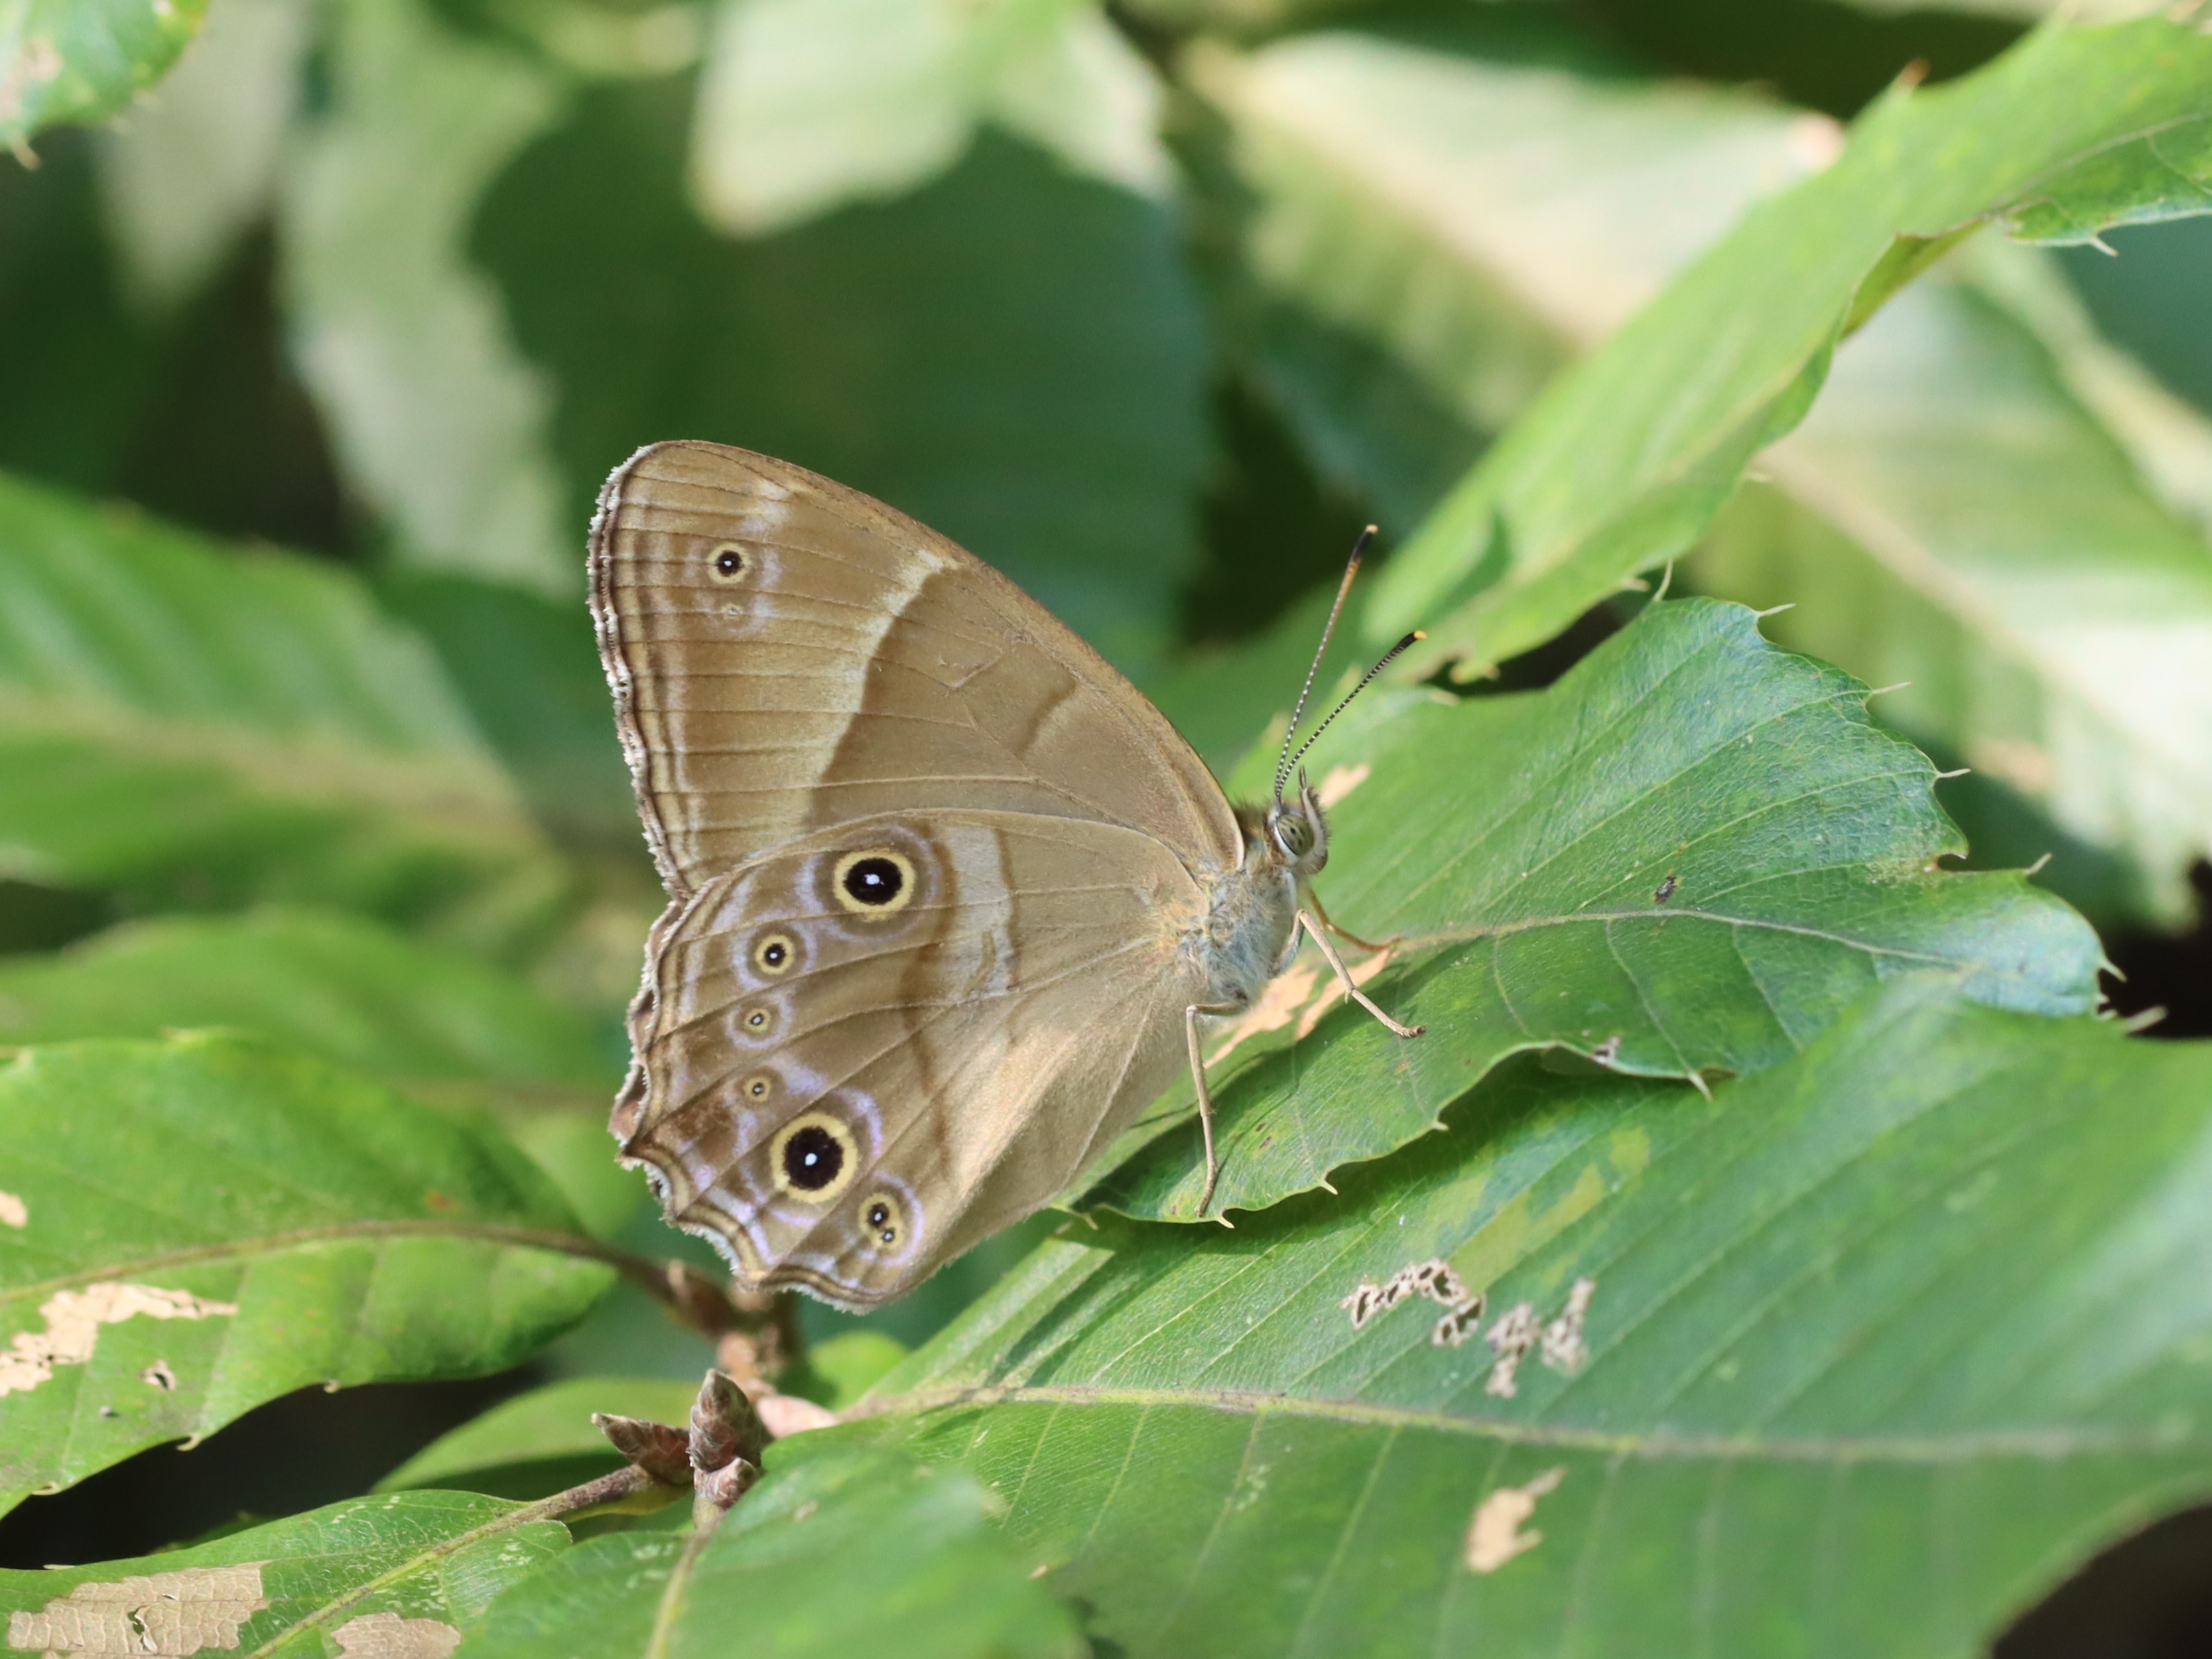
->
xmin=1370 ymin=15 xmax=2212 ymax=676
xmin=1189 ymin=23 xmax=1833 ymax=532
xmin=860 ymin=979 xmax=2212 ymax=1656
xmin=0 ymin=1035 xmax=616 ymax=1515
xmin=0 ymin=0 xmax=207 ymax=150
xmin=689 ymin=0 xmax=1165 ymax=235
xmin=1090 ymin=596 xmax=2097 ymax=1219
xmin=281 ymin=0 xmax=574 ymax=594
xmin=1694 ymin=251 xmax=2212 ymax=925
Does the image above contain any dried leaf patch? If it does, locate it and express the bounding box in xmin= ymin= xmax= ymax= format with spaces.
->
xmin=1465 ymin=1469 xmax=1564 ymax=1573
xmin=6 ymin=1562 xmax=269 ymax=1655
xmin=330 ymin=1613 xmax=462 ymax=1659
xmin=0 ymin=1283 xmax=239 ymax=1396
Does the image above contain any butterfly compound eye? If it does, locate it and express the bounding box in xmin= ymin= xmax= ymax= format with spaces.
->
xmin=831 ymin=847 xmax=917 ymax=917
xmin=708 ymin=543 xmax=746 ymax=582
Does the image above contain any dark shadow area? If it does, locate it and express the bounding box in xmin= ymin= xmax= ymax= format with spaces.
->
xmin=1998 ymin=1503 xmax=2212 ymax=1658
xmin=0 ymin=882 xmax=116 ymax=956
xmin=1576 ymin=0 xmax=2022 ymax=119
xmin=2100 ymin=862 xmax=2212 ymax=1041
xmin=0 ymin=1370 xmax=531 ymax=1567
xmin=1182 ymin=373 xmax=1377 ymax=647
xmin=0 ymin=139 xmax=350 ymax=559
xmin=115 ymin=226 xmax=352 ymax=558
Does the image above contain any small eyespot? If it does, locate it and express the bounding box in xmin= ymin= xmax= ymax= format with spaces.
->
xmin=832 ymin=848 xmax=917 ymax=917
xmin=860 ymin=1189 xmax=905 ymax=1248
xmin=742 ymin=1073 xmax=773 ymax=1101
xmin=709 ymin=544 xmax=746 ymax=582
xmin=742 ymin=1006 xmax=774 ymax=1035
xmin=751 ymin=932 xmax=796 ymax=976
xmin=771 ymin=1112 xmax=858 ymax=1202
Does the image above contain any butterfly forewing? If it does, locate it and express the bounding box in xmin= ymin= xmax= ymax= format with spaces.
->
xmin=590 ymin=442 xmax=1239 ymax=896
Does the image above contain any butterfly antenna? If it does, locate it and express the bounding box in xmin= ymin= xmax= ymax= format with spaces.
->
xmin=1275 ymin=526 xmax=1376 ymax=806
xmin=1281 ymin=630 xmax=1423 ymax=783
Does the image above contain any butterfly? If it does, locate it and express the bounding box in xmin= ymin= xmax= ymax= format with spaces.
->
xmin=592 ymin=441 xmax=1421 ymax=1308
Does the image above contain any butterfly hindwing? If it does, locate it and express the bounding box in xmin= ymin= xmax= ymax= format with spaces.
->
xmin=615 ymin=809 xmax=1210 ymax=1305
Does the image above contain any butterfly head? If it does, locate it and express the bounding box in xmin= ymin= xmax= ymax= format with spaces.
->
xmin=1263 ymin=773 xmax=1329 ymax=877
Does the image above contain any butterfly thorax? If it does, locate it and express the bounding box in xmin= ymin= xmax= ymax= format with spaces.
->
xmin=1197 ymin=790 xmax=1328 ymax=1007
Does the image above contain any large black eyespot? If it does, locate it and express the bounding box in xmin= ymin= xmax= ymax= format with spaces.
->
xmin=709 ymin=543 xmax=746 ymax=581
xmin=831 ymin=848 xmax=916 ymax=917
xmin=783 ymin=1125 xmax=843 ymax=1191
xmin=844 ymin=858 xmax=901 ymax=904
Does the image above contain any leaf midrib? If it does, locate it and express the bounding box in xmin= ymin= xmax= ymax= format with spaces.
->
xmin=854 ymin=1382 xmax=2207 ymax=1464
xmin=0 ymin=1219 xmax=629 ymax=1306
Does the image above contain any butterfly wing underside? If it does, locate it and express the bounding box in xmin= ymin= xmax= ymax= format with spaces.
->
xmin=590 ymin=442 xmax=1240 ymax=1305
xmin=589 ymin=440 xmax=1240 ymax=895
xmin=620 ymin=810 xmax=1207 ymax=1305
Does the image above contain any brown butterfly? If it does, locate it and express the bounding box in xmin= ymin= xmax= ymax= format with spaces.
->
xmin=592 ymin=441 xmax=1419 ymax=1308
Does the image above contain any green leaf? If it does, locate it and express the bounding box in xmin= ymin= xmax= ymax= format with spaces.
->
xmin=0 ymin=1035 xmax=616 ymax=1515
xmin=0 ymin=907 xmax=615 ymax=1098
xmin=280 ymin=0 xmax=575 ymax=594
xmin=461 ymin=1446 xmax=1083 ymax=1658
xmin=1189 ymin=23 xmax=1835 ymax=533
xmin=95 ymin=0 xmax=312 ymax=314
xmin=0 ymin=0 xmax=208 ymax=149
xmin=1370 ymin=14 xmax=2212 ymax=675
xmin=0 ymin=1489 xmax=568 ymax=1655
xmin=690 ymin=0 xmax=1167 ymax=235
xmin=859 ymin=979 xmax=2212 ymax=1655
xmin=1090 ymin=596 xmax=2098 ymax=1220
xmin=476 ymin=95 xmax=1210 ymax=675
xmin=1691 ymin=249 xmax=2212 ymax=926
xmin=379 ymin=1374 xmax=698 ymax=1496
xmin=0 ymin=473 xmax=568 ymax=949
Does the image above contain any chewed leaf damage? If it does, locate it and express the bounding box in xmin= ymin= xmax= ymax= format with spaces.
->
xmin=0 ymin=1283 xmax=239 ymax=1396
xmin=6 ymin=1563 xmax=269 ymax=1656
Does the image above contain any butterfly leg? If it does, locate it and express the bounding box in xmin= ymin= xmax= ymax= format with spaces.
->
xmin=1303 ymin=885 xmax=1397 ymax=954
xmin=1300 ymin=911 xmax=1424 ymax=1038
xmin=1187 ymin=1000 xmax=1246 ymax=1224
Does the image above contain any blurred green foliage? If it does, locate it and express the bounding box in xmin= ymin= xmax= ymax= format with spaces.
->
xmin=3 ymin=0 xmax=2212 ymax=1653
